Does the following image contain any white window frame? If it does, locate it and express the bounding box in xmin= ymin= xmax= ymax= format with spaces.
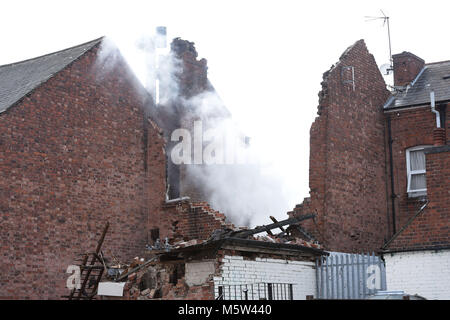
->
xmin=405 ymin=145 xmax=431 ymax=196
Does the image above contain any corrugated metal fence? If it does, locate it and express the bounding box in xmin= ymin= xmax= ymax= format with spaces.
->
xmin=316 ymin=252 xmax=387 ymax=299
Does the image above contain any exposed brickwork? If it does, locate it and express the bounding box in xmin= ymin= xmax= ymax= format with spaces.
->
xmin=384 ymin=107 xmax=437 ymax=232
xmin=0 ymin=43 xmax=167 ymax=299
xmin=0 ymin=37 xmax=240 ymax=300
xmin=291 ymin=40 xmax=391 ymax=252
xmin=156 ymin=199 xmax=236 ymax=244
xmin=116 ymin=260 xmax=216 ymax=300
xmin=112 ymin=247 xmax=318 ymax=301
xmin=146 ymin=118 xmax=168 ymax=238
xmin=386 ymin=146 xmax=450 ymax=251
xmin=171 ymin=38 xmax=209 ymax=99
xmin=156 ymin=38 xmax=228 ymax=201
xmin=392 ymin=52 xmax=425 ymax=87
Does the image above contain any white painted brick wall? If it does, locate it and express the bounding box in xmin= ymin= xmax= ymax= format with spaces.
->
xmin=384 ymin=249 xmax=450 ymax=300
xmin=214 ymin=255 xmax=316 ymax=300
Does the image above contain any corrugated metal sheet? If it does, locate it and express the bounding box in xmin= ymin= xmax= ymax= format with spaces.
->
xmin=316 ymin=252 xmax=387 ymax=299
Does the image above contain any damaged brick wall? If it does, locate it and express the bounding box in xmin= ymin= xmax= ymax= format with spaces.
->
xmin=112 ymin=248 xmax=318 ymax=301
xmin=290 ymin=40 xmax=391 ymax=252
xmin=118 ymin=261 xmax=215 ymax=300
xmin=154 ymin=200 xmax=236 ymax=245
xmin=171 ymin=38 xmax=209 ymax=98
xmin=0 ymin=44 xmax=167 ymax=299
xmin=155 ymin=38 xmax=210 ymax=200
xmin=146 ymin=119 xmax=169 ymax=238
xmin=154 ymin=38 xmax=230 ymax=202
xmin=114 ymin=254 xmax=217 ymax=300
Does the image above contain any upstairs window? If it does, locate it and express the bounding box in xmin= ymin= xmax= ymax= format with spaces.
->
xmin=406 ymin=146 xmax=431 ymax=197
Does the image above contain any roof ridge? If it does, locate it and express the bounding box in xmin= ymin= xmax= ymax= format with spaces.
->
xmin=425 ymin=59 xmax=450 ymax=66
xmin=0 ymin=37 xmax=104 ymax=69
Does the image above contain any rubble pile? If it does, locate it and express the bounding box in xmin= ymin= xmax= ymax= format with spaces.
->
xmin=254 ymin=234 xmax=322 ymax=249
xmin=107 ymin=255 xmax=213 ymax=300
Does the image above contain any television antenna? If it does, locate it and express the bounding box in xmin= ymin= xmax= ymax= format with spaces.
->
xmin=365 ymin=10 xmax=393 ymax=75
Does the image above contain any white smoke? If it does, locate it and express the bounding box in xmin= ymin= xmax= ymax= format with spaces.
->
xmin=96 ymin=28 xmax=293 ymax=228
xmin=96 ymin=29 xmax=182 ymax=105
xmin=179 ymin=91 xmax=292 ymax=227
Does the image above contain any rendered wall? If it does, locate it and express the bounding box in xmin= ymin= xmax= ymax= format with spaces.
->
xmin=384 ymin=250 xmax=450 ymax=300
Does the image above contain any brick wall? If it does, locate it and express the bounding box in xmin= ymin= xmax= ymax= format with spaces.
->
xmin=0 ymin=44 xmax=166 ymax=299
xmin=392 ymin=52 xmax=425 ymax=87
xmin=158 ymin=38 xmax=231 ymax=202
xmin=384 ymin=104 xmax=449 ymax=240
xmin=118 ymin=259 xmax=216 ymax=300
xmin=385 ymin=146 xmax=450 ymax=251
xmin=384 ymin=107 xmax=436 ymax=233
xmin=213 ymin=254 xmax=316 ymax=300
xmin=157 ymin=200 xmax=236 ymax=244
xmin=102 ymin=247 xmax=319 ymax=301
xmin=384 ymin=250 xmax=450 ymax=299
xmin=291 ymin=40 xmax=391 ymax=252
xmin=156 ymin=38 xmax=211 ymax=200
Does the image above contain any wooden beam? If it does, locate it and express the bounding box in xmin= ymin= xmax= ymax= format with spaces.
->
xmin=269 ymin=216 xmax=286 ymax=233
xmin=231 ymin=214 xmax=315 ymax=239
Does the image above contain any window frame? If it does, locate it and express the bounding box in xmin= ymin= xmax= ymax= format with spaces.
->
xmin=405 ymin=145 xmax=431 ymax=196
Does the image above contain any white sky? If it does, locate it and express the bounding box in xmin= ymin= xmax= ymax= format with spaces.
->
xmin=1 ymin=0 xmax=449 ymax=222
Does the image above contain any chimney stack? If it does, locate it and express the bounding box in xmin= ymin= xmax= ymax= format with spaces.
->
xmin=392 ymin=52 xmax=425 ymax=86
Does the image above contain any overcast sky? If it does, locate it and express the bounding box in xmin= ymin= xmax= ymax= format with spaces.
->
xmin=1 ymin=0 xmax=449 ymax=223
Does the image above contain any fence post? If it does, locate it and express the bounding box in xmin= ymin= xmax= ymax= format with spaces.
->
xmin=315 ymin=258 xmax=320 ymax=299
xmin=321 ymin=256 xmax=325 ymax=299
xmin=289 ymin=284 xmax=293 ymax=300
xmin=345 ymin=254 xmax=352 ymax=299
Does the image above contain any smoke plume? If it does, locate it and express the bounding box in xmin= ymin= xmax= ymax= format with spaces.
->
xmin=96 ymin=28 xmax=293 ymax=228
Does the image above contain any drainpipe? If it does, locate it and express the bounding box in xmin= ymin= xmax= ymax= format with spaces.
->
xmin=387 ymin=116 xmax=397 ymax=234
xmin=429 ymin=90 xmax=441 ymax=128
xmin=427 ymin=85 xmax=446 ymax=146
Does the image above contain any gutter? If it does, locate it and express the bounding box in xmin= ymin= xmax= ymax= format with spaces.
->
xmin=381 ymin=245 xmax=450 ymax=255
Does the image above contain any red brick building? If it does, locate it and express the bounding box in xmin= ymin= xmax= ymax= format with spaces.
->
xmin=289 ymin=40 xmax=392 ymax=252
xmin=1 ymin=34 xmax=448 ymax=299
xmin=382 ymin=53 xmax=449 ymax=251
xmin=380 ymin=54 xmax=449 ymax=300
xmin=290 ymin=41 xmax=449 ymax=255
xmin=0 ymin=37 xmax=233 ymax=299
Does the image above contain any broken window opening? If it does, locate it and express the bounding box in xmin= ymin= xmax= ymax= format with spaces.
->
xmin=169 ymin=264 xmax=185 ymax=285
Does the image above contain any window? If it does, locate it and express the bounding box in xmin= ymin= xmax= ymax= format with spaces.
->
xmin=405 ymin=146 xmax=431 ymax=197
